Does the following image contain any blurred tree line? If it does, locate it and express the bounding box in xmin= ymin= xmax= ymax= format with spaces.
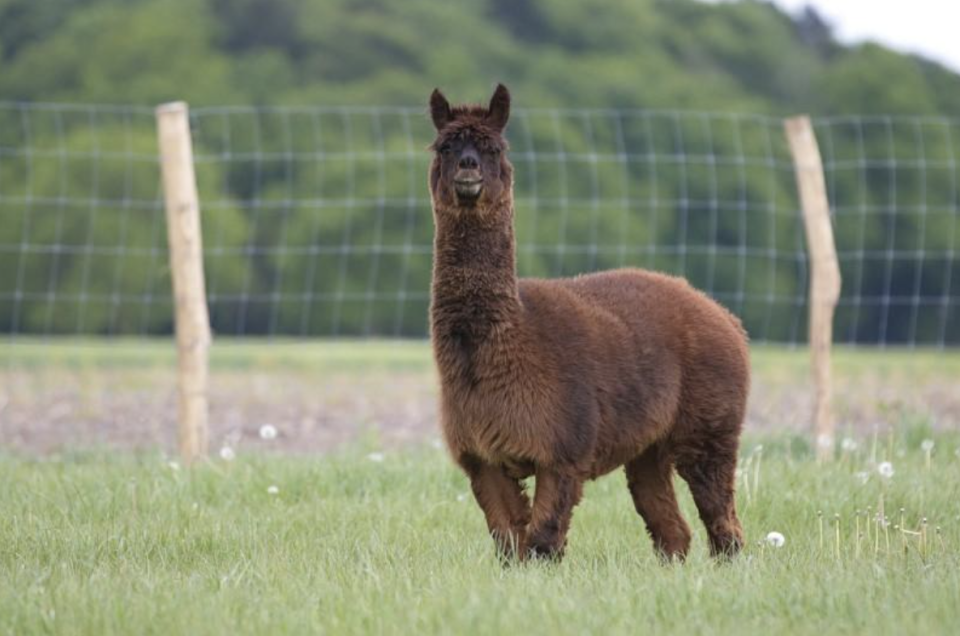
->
xmin=0 ymin=0 xmax=957 ymax=343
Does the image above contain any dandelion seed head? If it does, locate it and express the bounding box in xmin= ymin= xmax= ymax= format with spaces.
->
xmin=167 ymin=460 xmax=181 ymax=471
xmin=456 ymin=493 xmax=468 ymax=502
xmin=921 ymin=439 xmax=934 ymax=453
xmin=764 ymin=531 xmax=785 ymax=548
xmin=259 ymin=424 xmax=278 ymax=440
xmin=267 ymin=485 xmax=279 ymax=495
xmin=366 ymin=452 xmax=385 ymax=463
xmin=877 ymin=461 xmax=894 ymax=478
xmin=219 ymin=446 xmax=236 ymax=461
xmin=841 ymin=437 xmax=858 ymax=452
xmin=817 ymin=434 xmax=834 ymax=449
xmin=854 ymin=471 xmax=870 ymax=485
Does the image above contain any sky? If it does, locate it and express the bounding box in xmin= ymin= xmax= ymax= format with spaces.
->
xmin=768 ymin=0 xmax=960 ymax=72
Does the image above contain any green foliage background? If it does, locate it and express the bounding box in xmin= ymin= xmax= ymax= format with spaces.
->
xmin=0 ymin=0 xmax=958 ymax=342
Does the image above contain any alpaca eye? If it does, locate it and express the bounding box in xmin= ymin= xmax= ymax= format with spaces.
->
xmin=440 ymin=145 xmax=453 ymax=156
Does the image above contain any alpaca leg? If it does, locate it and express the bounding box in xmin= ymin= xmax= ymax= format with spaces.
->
xmin=674 ymin=426 xmax=744 ymax=558
xmin=526 ymin=468 xmax=583 ymax=560
xmin=462 ymin=457 xmax=531 ymax=558
xmin=625 ymin=446 xmax=692 ymax=561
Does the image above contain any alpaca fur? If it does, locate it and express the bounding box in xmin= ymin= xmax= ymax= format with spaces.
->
xmin=428 ymin=85 xmax=749 ymax=562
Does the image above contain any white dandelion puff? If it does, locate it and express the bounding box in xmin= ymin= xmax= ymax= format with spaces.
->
xmin=816 ymin=434 xmax=834 ymax=449
xmin=840 ymin=437 xmax=858 ymax=452
xmin=854 ymin=471 xmax=870 ymax=485
xmin=167 ymin=460 xmax=181 ymax=471
xmin=267 ymin=485 xmax=279 ymax=495
xmin=877 ymin=461 xmax=894 ymax=479
xmin=456 ymin=493 xmax=468 ymax=502
xmin=764 ymin=531 xmax=785 ymax=548
xmin=366 ymin=452 xmax=385 ymax=463
xmin=259 ymin=424 xmax=278 ymax=440
xmin=921 ymin=439 xmax=934 ymax=453
xmin=219 ymin=446 xmax=236 ymax=461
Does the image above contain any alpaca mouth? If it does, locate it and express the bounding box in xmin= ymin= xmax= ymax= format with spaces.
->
xmin=454 ymin=179 xmax=483 ymax=198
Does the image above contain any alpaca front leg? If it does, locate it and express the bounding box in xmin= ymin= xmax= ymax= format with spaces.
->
xmin=527 ymin=468 xmax=583 ymax=560
xmin=462 ymin=457 xmax=531 ymax=559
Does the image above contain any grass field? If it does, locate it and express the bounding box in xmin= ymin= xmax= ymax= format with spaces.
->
xmin=2 ymin=341 xmax=960 ymax=634
xmin=3 ymin=438 xmax=960 ymax=635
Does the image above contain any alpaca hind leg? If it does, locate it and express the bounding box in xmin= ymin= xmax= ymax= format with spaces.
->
xmin=674 ymin=423 xmax=744 ymax=558
xmin=462 ymin=456 xmax=531 ymax=558
xmin=625 ymin=445 xmax=692 ymax=561
xmin=526 ymin=468 xmax=583 ymax=560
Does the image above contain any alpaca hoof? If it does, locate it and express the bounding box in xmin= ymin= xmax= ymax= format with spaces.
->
xmin=709 ymin=534 xmax=744 ymax=560
xmin=655 ymin=548 xmax=689 ymax=565
xmin=526 ymin=541 xmax=565 ymax=562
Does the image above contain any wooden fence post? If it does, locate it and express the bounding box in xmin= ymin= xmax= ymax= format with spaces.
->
xmin=784 ymin=116 xmax=842 ymax=461
xmin=156 ymin=101 xmax=211 ymax=463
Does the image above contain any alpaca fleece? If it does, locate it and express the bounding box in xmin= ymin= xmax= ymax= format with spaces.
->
xmin=428 ymin=85 xmax=749 ymax=561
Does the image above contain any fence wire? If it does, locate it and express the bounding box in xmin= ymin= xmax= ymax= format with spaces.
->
xmin=1 ymin=102 xmax=957 ymax=345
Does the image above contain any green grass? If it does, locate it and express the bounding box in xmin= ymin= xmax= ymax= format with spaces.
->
xmin=7 ymin=337 xmax=960 ymax=376
xmin=4 ymin=341 xmax=960 ymax=633
xmin=3 ymin=338 xmax=435 ymax=373
xmin=3 ymin=436 xmax=960 ymax=636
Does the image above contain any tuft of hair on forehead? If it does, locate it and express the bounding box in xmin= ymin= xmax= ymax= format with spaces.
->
xmin=428 ymin=119 xmax=510 ymax=153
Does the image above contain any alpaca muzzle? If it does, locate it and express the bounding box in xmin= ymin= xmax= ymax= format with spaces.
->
xmin=454 ymin=172 xmax=483 ymax=199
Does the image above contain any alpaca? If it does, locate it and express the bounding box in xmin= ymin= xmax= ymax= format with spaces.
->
xmin=428 ymin=85 xmax=749 ymax=562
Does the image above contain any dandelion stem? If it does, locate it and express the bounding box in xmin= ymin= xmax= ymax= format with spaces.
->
xmin=855 ymin=511 xmax=861 ymax=558
xmin=920 ymin=518 xmax=928 ymax=560
xmin=834 ymin=513 xmax=841 ymax=561
xmin=900 ymin=508 xmax=906 ymax=555
xmin=818 ymin=510 xmax=824 ymax=555
xmin=753 ymin=450 xmax=762 ymax=502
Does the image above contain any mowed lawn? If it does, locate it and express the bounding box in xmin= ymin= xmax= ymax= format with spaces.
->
xmin=2 ymin=342 xmax=960 ymax=635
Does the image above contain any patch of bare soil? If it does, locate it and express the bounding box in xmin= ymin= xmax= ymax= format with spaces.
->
xmin=1 ymin=365 xmax=957 ymax=456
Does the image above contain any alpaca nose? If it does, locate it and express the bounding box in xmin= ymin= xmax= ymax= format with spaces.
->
xmin=458 ymin=151 xmax=479 ymax=170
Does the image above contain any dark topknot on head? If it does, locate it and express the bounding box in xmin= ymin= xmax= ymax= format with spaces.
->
xmin=429 ymin=84 xmax=511 ymax=135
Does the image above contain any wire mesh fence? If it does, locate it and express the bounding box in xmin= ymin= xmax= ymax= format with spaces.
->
xmin=1 ymin=102 xmax=958 ymax=345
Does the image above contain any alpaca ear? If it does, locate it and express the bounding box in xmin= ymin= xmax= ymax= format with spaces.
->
xmin=430 ymin=89 xmax=453 ymax=131
xmin=486 ymin=84 xmax=511 ymax=132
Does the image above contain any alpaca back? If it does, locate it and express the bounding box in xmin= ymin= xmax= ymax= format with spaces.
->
xmin=513 ymin=267 xmax=749 ymax=474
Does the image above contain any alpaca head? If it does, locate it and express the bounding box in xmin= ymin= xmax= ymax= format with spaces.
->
xmin=428 ymin=84 xmax=513 ymax=212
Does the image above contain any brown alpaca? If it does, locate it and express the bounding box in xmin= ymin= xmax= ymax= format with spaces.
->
xmin=428 ymin=85 xmax=749 ymax=562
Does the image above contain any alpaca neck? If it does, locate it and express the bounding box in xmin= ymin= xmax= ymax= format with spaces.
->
xmin=430 ymin=203 xmax=522 ymax=345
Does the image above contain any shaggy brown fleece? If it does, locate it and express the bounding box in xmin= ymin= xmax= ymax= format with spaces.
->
xmin=428 ymin=85 xmax=749 ymax=562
